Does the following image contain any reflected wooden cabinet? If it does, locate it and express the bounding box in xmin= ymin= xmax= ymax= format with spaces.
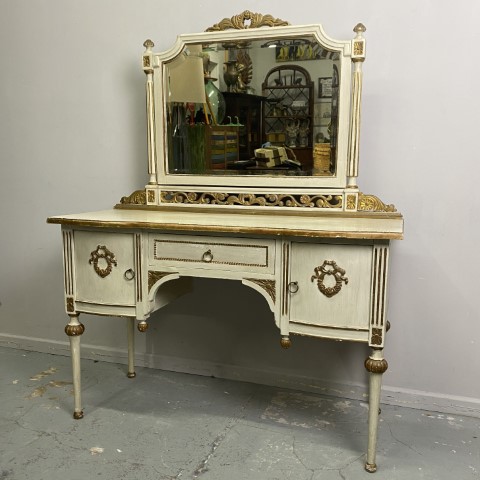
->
xmin=223 ymin=92 xmax=265 ymax=160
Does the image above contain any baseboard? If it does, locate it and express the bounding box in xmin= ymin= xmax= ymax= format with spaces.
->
xmin=1 ymin=333 xmax=479 ymax=418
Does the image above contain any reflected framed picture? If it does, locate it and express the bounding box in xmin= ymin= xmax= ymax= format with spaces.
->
xmin=318 ymin=77 xmax=333 ymax=98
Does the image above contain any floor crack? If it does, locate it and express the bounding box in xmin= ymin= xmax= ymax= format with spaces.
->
xmin=191 ymin=393 xmax=255 ymax=478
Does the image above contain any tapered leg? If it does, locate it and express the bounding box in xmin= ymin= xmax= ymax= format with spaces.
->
xmin=364 ymin=349 xmax=388 ymax=473
xmin=65 ymin=315 xmax=85 ymax=419
xmin=127 ymin=318 xmax=136 ymax=378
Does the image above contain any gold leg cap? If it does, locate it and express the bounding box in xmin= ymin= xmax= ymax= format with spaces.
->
xmin=73 ymin=410 xmax=84 ymax=420
xmin=127 ymin=372 xmax=136 ymax=378
xmin=280 ymin=336 xmax=291 ymax=349
xmin=365 ymin=462 xmax=377 ymax=473
xmin=137 ymin=321 xmax=149 ymax=332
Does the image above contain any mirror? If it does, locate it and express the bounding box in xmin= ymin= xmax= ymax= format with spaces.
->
xmin=164 ymin=35 xmax=340 ymax=178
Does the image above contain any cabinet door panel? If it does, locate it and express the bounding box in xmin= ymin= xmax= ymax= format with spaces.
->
xmin=289 ymin=243 xmax=372 ymax=329
xmin=74 ymin=231 xmax=135 ymax=306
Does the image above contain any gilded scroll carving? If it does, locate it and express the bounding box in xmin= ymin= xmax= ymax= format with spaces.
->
xmin=311 ymin=260 xmax=348 ymax=298
xmin=244 ymin=278 xmax=276 ymax=304
xmin=206 ymin=11 xmax=289 ymax=32
xmin=119 ymin=190 xmax=147 ymax=205
xmin=358 ymin=193 xmax=396 ymax=212
xmin=89 ymin=245 xmax=117 ymax=278
xmin=160 ymin=191 xmax=342 ymax=209
xmin=148 ymin=271 xmax=174 ymax=292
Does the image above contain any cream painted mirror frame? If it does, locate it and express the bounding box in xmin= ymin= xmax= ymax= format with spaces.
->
xmin=119 ymin=12 xmax=389 ymax=213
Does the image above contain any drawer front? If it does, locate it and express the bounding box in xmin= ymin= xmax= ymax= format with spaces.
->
xmin=149 ymin=234 xmax=275 ymax=274
xmin=288 ymin=242 xmax=373 ymax=330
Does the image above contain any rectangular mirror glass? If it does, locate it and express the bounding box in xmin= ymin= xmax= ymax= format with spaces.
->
xmin=164 ymin=36 xmax=340 ymax=178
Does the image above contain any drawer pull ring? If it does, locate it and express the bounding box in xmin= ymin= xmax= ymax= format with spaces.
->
xmin=288 ymin=281 xmax=299 ymax=293
xmin=124 ymin=269 xmax=135 ymax=280
xmin=202 ymin=249 xmax=214 ymax=263
xmin=311 ymin=260 xmax=348 ymax=298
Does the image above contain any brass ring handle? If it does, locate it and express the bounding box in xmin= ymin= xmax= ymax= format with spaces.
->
xmin=124 ymin=269 xmax=135 ymax=280
xmin=202 ymin=249 xmax=214 ymax=263
xmin=288 ymin=281 xmax=299 ymax=293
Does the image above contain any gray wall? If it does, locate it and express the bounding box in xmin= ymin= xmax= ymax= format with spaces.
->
xmin=1 ymin=1 xmax=479 ymax=414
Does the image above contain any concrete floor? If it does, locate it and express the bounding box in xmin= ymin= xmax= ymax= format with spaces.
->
xmin=1 ymin=346 xmax=479 ymax=480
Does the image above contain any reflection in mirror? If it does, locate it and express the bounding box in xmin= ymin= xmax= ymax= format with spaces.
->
xmin=165 ymin=36 xmax=340 ymax=177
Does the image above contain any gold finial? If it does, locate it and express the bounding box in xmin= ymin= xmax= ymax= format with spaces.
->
xmin=143 ymin=39 xmax=154 ymax=51
xmin=354 ymin=23 xmax=366 ymax=34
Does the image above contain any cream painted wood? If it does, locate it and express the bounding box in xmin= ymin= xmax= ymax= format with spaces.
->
xmin=47 ymin=13 xmax=403 ymax=473
xmin=49 ymin=208 xmax=404 ymax=239
xmin=288 ymin=242 xmax=373 ymax=329
xmin=149 ymin=233 xmax=275 ymax=275
xmin=127 ymin=318 xmax=136 ymax=378
xmin=146 ymin=23 xmax=354 ymax=192
xmin=74 ymin=231 xmax=136 ymax=307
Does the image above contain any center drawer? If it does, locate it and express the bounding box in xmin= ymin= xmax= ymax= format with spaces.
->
xmin=149 ymin=234 xmax=275 ymax=274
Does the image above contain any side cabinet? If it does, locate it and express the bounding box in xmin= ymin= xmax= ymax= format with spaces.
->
xmin=285 ymin=240 xmax=390 ymax=346
xmin=63 ymin=229 xmax=139 ymax=317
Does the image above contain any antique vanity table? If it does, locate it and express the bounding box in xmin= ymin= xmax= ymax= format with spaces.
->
xmin=47 ymin=11 xmax=403 ymax=473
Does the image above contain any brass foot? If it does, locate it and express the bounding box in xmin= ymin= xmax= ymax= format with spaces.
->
xmin=137 ymin=321 xmax=148 ymax=332
xmin=73 ymin=410 xmax=84 ymax=420
xmin=280 ymin=336 xmax=291 ymax=349
xmin=127 ymin=372 xmax=136 ymax=378
xmin=365 ymin=462 xmax=377 ymax=473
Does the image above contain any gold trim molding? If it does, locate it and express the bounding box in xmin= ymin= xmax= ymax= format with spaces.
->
xmin=245 ymin=278 xmax=276 ymax=304
xmin=160 ymin=191 xmax=342 ymax=209
xmin=206 ymin=11 xmax=289 ymax=32
xmin=358 ymin=193 xmax=396 ymax=213
xmin=120 ymin=190 xmax=147 ymax=205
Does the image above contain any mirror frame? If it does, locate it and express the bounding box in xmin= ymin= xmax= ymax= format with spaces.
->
xmin=141 ymin=11 xmax=367 ymax=210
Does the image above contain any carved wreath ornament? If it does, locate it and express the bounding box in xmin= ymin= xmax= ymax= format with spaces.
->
xmin=311 ymin=261 xmax=348 ymax=298
xmin=89 ymin=245 xmax=117 ymax=278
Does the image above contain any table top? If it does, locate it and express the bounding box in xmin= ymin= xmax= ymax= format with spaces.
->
xmin=47 ymin=206 xmax=403 ymax=240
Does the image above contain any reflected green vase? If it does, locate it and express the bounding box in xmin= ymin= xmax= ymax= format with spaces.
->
xmin=205 ymin=79 xmax=226 ymax=125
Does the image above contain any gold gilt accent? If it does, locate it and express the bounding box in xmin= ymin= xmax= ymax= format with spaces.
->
xmin=143 ymin=39 xmax=154 ymax=49
xmin=147 ymin=189 xmax=155 ymax=203
xmin=364 ymin=357 xmax=388 ymax=374
xmin=358 ymin=193 xmax=396 ymax=212
xmin=119 ymin=189 xmax=147 ymax=205
xmin=161 ymin=191 xmax=342 ymax=209
xmin=137 ymin=320 xmax=149 ymax=332
xmin=148 ymin=270 xmax=174 ymax=292
xmin=89 ymin=245 xmax=117 ymax=278
xmin=65 ymin=323 xmax=85 ymax=337
xmin=206 ymin=11 xmax=289 ymax=31
xmin=311 ymin=260 xmax=348 ymax=298
xmin=143 ymin=56 xmax=151 ymax=68
xmin=280 ymin=336 xmax=291 ymax=349
xmin=353 ymin=40 xmax=364 ymax=56
xmin=66 ymin=297 xmax=75 ymax=313
xmin=346 ymin=194 xmax=357 ymax=210
xmin=370 ymin=327 xmax=383 ymax=346
xmin=245 ymin=278 xmax=276 ymax=304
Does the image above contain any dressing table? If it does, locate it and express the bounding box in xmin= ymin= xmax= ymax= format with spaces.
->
xmin=47 ymin=11 xmax=403 ymax=472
